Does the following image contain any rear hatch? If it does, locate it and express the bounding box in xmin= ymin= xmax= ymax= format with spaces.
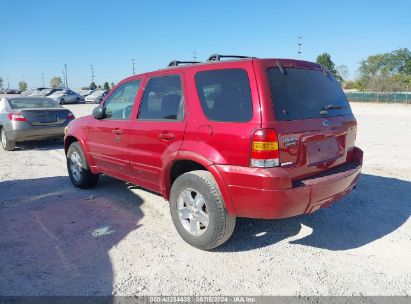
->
xmin=263 ymin=62 xmax=357 ymax=180
xmin=20 ymin=108 xmax=72 ymax=126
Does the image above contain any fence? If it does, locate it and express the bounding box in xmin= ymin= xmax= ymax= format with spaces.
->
xmin=345 ymin=91 xmax=411 ymax=104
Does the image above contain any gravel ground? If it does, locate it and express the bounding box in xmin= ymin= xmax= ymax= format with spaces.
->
xmin=0 ymin=101 xmax=410 ymax=296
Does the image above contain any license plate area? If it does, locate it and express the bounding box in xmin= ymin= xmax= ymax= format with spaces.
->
xmin=38 ymin=114 xmax=57 ymax=123
xmin=307 ymin=137 xmax=343 ymax=165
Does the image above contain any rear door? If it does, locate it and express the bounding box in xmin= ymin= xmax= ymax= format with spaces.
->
xmin=87 ymin=79 xmax=141 ymax=179
xmin=127 ymin=74 xmax=187 ymax=192
xmin=258 ymin=60 xmax=357 ymax=180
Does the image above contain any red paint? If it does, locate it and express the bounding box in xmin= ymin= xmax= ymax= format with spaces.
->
xmin=65 ymin=57 xmax=363 ymax=219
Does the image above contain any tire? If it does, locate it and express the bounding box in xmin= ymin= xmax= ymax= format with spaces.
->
xmin=1 ymin=127 xmax=15 ymax=151
xmin=66 ymin=142 xmax=99 ymax=188
xmin=170 ymin=170 xmax=236 ymax=250
xmin=60 ymin=99 xmax=65 ymax=105
xmin=75 ymin=97 xmax=80 ymax=103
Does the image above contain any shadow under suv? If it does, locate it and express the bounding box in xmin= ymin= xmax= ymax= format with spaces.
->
xmin=64 ymin=54 xmax=363 ymax=250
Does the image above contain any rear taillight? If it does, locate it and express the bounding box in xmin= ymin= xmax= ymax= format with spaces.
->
xmin=8 ymin=113 xmax=27 ymax=122
xmin=67 ymin=112 xmax=75 ymax=120
xmin=250 ymin=129 xmax=279 ymax=168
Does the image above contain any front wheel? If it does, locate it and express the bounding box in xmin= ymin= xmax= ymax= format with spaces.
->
xmin=67 ymin=142 xmax=99 ymax=188
xmin=170 ymin=170 xmax=236 ymax=250
xmin=1 ymin=128 xmax=15 ymax=151
xmin=75 ymin=97 xmax=80 ymax=103
xmin=60 ymin=99 xmax=65 ymax=105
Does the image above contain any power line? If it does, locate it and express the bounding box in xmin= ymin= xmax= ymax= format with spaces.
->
xmin=131 ymin=59 xmax=135 ymax=75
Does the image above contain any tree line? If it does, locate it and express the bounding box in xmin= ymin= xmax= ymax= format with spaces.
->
xmin=317 ymin=48 xmax=411 ymax=92
xmin=2 ymin=48 xmax=410 ymax=93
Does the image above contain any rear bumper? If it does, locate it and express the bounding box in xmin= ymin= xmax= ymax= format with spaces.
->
xmin=215 ymin=147 xmax=363 ymax=219
xmin=8 ymin=125 xmax=66 ymax=142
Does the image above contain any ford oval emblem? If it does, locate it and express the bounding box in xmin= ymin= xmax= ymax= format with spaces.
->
xmin=322 ymin=120 xmax=330 ymax=127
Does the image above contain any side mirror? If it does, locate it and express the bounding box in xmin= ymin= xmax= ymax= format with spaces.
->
xmin=92 ymin=106 xmax=106 ymax=120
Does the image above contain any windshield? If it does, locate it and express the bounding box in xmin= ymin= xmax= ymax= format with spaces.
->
xmin=50 ymin=91 xmax=65 ymax=96
xmin=267 ymin=67 xmax=352 ymax=121
xmin=8 ymin=98 xmax=62 ymax=109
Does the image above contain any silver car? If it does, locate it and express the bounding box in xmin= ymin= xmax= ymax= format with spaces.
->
xmin=85 ymin=90 xmax=108 ymax=103
xmin=48 ymin=89 xmax=83 ymax=104
xmin=0 ymin=96 xmax=75 ymax=151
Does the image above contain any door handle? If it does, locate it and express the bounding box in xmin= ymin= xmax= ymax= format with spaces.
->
xmin=159 ymin=132 xmax=175 ymax=140
xmin=112 ymin=128 xmax=124 ymax=135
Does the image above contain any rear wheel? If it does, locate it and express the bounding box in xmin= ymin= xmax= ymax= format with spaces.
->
xmin=60 ymin=99 xmax=65 ymax=105
xmin=67 ymin=142 xmax=99 ymax=188
xmin=1 ymin=128 xmax=15 ymax=151
xmin=75 ymin=97 xmax=80 ymax=103
xmin=170 ymin=170 xmax=236 ymax=250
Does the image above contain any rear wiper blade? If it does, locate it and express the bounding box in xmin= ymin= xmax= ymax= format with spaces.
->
xmin=323 ymin=104 xmax=344 ymax=110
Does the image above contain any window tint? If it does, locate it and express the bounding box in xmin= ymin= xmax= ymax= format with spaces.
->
xmin=8 ymin=98 xmax=62 ymax=109
xmin=138 ymin=75 xmax=184 ymax=120
xmin=195 ymin=69 xmax=253 ymax=122
xmin=267 ymin=68 xmax=352 ymax=121
xmin=104 ymin=80 xmax=140 ymax=120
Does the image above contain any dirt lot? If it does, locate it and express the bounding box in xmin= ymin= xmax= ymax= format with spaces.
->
xmin=0 ymin=102 xmax=410 ymax=296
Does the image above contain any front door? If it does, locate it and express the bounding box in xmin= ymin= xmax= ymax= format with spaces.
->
xmin=127 ymin=74 xmax=187 ymax=192
xmin=87 ymin=79 xmax=141 ymax=179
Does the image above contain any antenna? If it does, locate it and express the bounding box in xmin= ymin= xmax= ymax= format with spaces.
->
xmin=297 ymin=36 xmax=303 ymax=58
xmin=131 ymin=58 xmax=135 ymax=75
xmin=90 ymin=65 xmax=95 ymax=83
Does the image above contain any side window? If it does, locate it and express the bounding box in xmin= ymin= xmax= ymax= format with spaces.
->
xmin=138 ymin=75 xmax=184 ymax=120
xmin=104 ymin=80 xmax=141 ymax=120
xmin=195 ymin=69 xmax=253 ymax=122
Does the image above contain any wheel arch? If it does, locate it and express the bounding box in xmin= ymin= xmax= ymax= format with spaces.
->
xmin=162 ymin=151 xmax=236 ymax=215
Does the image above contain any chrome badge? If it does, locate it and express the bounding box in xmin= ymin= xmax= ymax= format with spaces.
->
xmin=281 ymin=137 xmax=298 ymax=147
xmin=322 ymin=120 xmax=331 ymax=127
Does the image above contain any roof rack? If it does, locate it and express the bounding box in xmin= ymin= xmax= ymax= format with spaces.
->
xmin=207 ymin=54 xmax=256 ymax=61
xmin=167 ymin=60 xmax=201 ymax=67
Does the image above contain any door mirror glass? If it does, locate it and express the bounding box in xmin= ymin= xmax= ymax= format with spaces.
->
xmin=92 ymin=106 xmax=106 ymax=119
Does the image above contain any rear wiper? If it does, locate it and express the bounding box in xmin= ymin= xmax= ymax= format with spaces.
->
xmin=323 ymin=104 xmax=344 ymax=110
xmin=319 ymin=104 xmax=345 ymax=115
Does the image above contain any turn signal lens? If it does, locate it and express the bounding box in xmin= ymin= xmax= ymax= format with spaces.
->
xmin=250 ymin=129 xmax=279 ymax=168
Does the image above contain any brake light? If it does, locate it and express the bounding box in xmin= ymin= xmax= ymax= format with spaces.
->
xmin=250 ymin=129 xmax=279 ymax=168
xmin=8 ymin=113 xmax=27 ymax=122
xmin=67 ymin=112 xmax=75 ymax=120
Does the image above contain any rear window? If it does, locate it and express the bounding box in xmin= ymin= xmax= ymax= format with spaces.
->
xmin=267 ymin=68 xmax=352 ymax=121
xmin=7 ymin=98 xmax=62 ymax=109
xmin=195 ymin=69 xmax=253 ymax=122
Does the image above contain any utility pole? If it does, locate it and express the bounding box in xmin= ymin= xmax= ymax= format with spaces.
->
xmin=90 ymin=65 xmax=95 ymax=83
xmin=297 ymin=36 xmax=303 ymax=58
xmin=64 ymin=64 xmax=68 ymax=88
xmin=131 ymin=59 xmax=135 ymax=75
xmin=7 ymin=78 xmax=9 ymax=89
xmin=193 ymin=51 xmax=197 ymax=61
xmin=41 ymin=73 xmax=45 ymax=87
xmin=62 ymin=69 xmax=66 ymax=88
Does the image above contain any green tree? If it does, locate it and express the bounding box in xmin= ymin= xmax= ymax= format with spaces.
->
xmin=103 ymin=82 xmax=110 ymax=91
xmin=0 ymin=76 xmax=3 ymax=88
xmin=18 ymin=81 xmax=28 ymax=92
xmin=90 ymin=82 xmax=97 ymax=90
xmin=358 ymin=48 xmax=411 ymax=92
xmin=50 ymin=76 xmax=62 ymax=88
xmin=316 ymin=53 xmax=343 ymax=83
xmin=110 ymin=82 xmax=115 ymax=89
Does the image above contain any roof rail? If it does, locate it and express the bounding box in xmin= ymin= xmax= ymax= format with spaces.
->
xmin=207 ymin=54 xmax=256 ymax=61
xmin=167 ymin=60 xmax=201 ymax=67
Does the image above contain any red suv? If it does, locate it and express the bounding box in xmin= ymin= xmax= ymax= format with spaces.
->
xmin=64 ymin=54 xmax=363 ymax=250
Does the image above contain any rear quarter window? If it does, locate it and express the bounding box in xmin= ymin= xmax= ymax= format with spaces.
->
xmin=267 ymin=67 xmax=352 ymax=121
xmin=195 ymin=69 xmax=253 ymax=122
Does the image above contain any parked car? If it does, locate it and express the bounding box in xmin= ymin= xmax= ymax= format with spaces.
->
xmin=0 ymin=96 xmax=75 ymax=150
xmin=76 ymin=89 xmax=95 ymax=98
xmin=64 ymin=54 xmax=363 ymax=250
xmin=84 ymin=90 xmax=108 ymax=103
xmin=49 ymin=89 xmax=83 ymax=104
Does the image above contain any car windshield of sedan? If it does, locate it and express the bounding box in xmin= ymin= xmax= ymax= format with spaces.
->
xmin=8 ymin=98 xmax=62 ymax=109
